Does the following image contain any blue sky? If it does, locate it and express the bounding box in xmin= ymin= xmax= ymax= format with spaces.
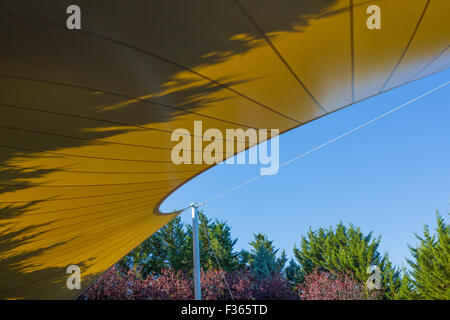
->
xmin=161 ymin=69 xmax=450 ymax=270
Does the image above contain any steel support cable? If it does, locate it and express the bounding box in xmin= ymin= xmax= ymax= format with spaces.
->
xmin=202 ymin=222 xmax=235 ymax=300
xmin=194 ymin=81 xmax=449 ymax=207
xmin=165 ymin=77 xmax=449 ymax=215
xmin=165 ymin=68 xmax=450 ymax=213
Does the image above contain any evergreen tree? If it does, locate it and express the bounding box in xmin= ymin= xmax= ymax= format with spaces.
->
xmin=405 ymin=212 xmax=449 ymax=299
xmin=158 ymin=216 xmax=190 ymax=271
xmin=251 ymin=246 xmax=278 ymax=278
xmin=395 ymin=272 xmax=420 ymax=300
xmin=285 ymin=258 xmax=304 ymax=286
xmin=247 ymin=233 xmax=287 ymax=278
xmin=121 ymin=211 xmax=241 ymax=275
xmin=185 ymin=211 xmax=240 ymax=272
xmin=293 ymin=222 xmax=400 ymax=299
xmin=119 ymin=216 xmax=189 ymax=276
xmin=237 ymin=249 xmax=251 ymax=269
xmin=208 ymin=220 xmax=240 ymax=271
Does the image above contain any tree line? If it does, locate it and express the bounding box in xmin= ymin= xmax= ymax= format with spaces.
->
xmin=86 ymin=211 xmax=449 ymax=300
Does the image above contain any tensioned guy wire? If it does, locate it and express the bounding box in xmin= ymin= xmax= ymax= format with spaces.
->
xmin=203 ymin=224 xmax=235 ymax=300
xmin=188 ymin=81 xmax=448 ymax=208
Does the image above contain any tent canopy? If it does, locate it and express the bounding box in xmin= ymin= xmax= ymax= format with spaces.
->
xmin=0 ymin=0 xmax=448 ymax=299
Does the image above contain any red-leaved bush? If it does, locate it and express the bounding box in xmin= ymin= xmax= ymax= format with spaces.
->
xmin=296 ymin=268 xmax=378 ymax=300
xmin=200 ymin=269 xmax=230 ymax=300
xmin=224 ymin=270 xmax=254 ymax=300
xmin=251 ymin=274 xmax=298 ymax=300
xmin=80 ymin=266 xmax=297 ymax=300
xmin=79 ymin=266 xmax=139 ymax=300
xmin=145 ymin=268 xmax=193 ymax=300
xmin=79 ymin=266 xmax=193 ymax=300
xmin=83 ymin=266 xmax=379 ymax=300
xmin=200 ymin=269 xmax=297 ymax=300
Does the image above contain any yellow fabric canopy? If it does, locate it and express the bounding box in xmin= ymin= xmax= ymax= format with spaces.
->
xmin=0 ymin=0 xmax=448 ymax=299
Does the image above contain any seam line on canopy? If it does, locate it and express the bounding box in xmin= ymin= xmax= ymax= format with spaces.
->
xmin=408 ymin=45 xmax=449 ymax=82
xmin=3 ymin=199 xmax=160 ymax=243
xmin=0 ymin=177 xmax=186 ymax=188
xmin=350 ymin=0 xmax=355 ymax=103
xmin=1 ymin=192 xmax=165 ymax=216
xmin=0 ymin=163 xmax=200 ymax=176
xmin=0 ymin=124 xmax=255 ymax=154
xmin=0 ymin=184 xmax=175 ymax=204
xmin=380 ymin=0 xmax=431 ymax=92
xmin=0 ymin=200 xmax=160 ymax=253
xmin=45 ymin=198 xmax=159 ymax=222
xmin=0 ymin=144 xmax=175 ymax=163
xmin=0 ymin=12 xmax=303 ymax=125
xmin=0 ymin=212 xmax=154 ymax=296
xmin=33 ymin=218 xmax=157 ymax=300
xmin=232 ymin=0 xmax=327 ymax=114
xmin=0 ymin=102 xmax=257 ymax=145
xmin=0 ymin=74 xmax=255 ymax=130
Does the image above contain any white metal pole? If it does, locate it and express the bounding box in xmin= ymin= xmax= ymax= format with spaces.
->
xmin=191 ymin=202 xmax=201 ymax=300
